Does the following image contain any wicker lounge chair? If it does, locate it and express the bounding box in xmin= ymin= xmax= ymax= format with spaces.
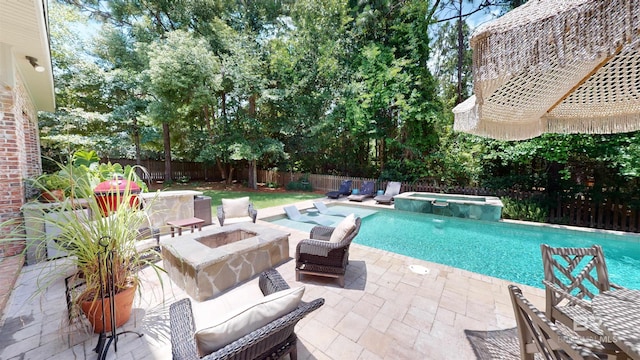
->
xmin=508 ymin=285 xmax=603 ymax=360
xmin=170 ymin=269 xmax=324 ymax=360
xmin=373 ymin=181 xmax=401 ymax=204
xmin=325 ymin=179 xmax=352 ymax=199
xmin=541 ymin=244 xmax=625 ymax=338
xmin=347 ymin=181 xmax=375 ymax=202
xmin=284 ymin=205 xmax=333 ymax=226
xmin=217 ymin=197 xmax=257 ymax=226
xmin=296 ymin=215 xmax=361 ymax=287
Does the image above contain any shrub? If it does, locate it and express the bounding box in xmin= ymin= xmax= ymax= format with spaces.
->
xmin=285 ymin=180 xmax=312 ymax=191
xmin=501 ymin=197 xmax=549 ymax=222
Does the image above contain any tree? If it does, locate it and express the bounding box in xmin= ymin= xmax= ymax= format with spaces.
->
xmin=146 ymin=30 xmax=222 ymax=182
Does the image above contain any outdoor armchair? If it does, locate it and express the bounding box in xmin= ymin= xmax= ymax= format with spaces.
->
xmin=508 ymin=285 xmax=603 ymax=360
xmin=540 ymin=244 xmax=625 ymax=339
xmin=217 ymin=197 xmax=257 ymax=226
xmin=170 ymin=269 xmax=324 ymax=360
xmin=295 ymin=215 xmax=361 ymax=287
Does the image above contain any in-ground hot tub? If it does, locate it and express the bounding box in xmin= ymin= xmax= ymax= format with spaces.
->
xmin=394 ymin=192 xmax=503 ymax=221
xmin=162 ymin=223 xmax=290 ymax=301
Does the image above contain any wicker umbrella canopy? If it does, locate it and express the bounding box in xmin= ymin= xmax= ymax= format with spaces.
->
xmin=453 ymin=0 xmax=640 ymax=140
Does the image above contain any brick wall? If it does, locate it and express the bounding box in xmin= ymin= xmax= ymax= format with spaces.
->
xmin=0 ymin=77 xmax=40 ymax=258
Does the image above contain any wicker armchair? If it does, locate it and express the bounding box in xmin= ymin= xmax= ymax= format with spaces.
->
xmin=217 ymin=197 xmax=258 ymax=226
xmin=295 ymin=217 xmax=362 ymax=287
xmin=508 ymin=285 xmax=603 ymax=360
xmin=170 ymin=269 xmax=324 ymax=360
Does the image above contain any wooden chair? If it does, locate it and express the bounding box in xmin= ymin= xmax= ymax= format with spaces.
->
xmin=508 ymin=285 xmax=603 ymax=360
xmin=540 ymin=244 xmax=625 ymax=337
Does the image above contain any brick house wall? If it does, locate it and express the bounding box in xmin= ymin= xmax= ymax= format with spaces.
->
xmin=0 ymin=77 xmax=42 ymax=258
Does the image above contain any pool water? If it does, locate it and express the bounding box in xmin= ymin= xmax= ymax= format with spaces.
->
xmin=268 ymin=205 xmax=640 ymax=289
xmin=354 ymin=208 xmax=640 ymax=289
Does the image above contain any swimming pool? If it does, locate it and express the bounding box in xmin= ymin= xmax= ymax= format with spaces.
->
xmin=268 ymin=205 xmax=640 ymax=289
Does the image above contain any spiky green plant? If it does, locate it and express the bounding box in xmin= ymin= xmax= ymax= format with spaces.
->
xmin=4 ymin=160 xmax=164 ymax=326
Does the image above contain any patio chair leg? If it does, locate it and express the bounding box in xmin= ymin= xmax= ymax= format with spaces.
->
xmin=289 ymin=344 xmax=297 ymax=360
xmin=295 ymin=270 xmax=301 ymax=282
xmin=338 ymin=275 xmax=345 ymax=288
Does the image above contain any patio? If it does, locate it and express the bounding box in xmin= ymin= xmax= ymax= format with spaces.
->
xmin=0 ymin=200 xmax=545 ymax=360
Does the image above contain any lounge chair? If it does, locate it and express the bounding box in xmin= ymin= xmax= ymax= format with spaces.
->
xmin=283 ymin=205 xmax=333 ymax=226
xmin=325 ymin=179 xmax=352 ymax=199
xmin=347 ymin=181 xmax=375 ymax=202
xmin=313 ymin=202 xmax=350 ymax=217
xmin=296 ymin=215 xmax=362 ymax=287
xmin=170 ymin=269 xmax=324 ymax=360
xmin=374 ymin=181 xmax=401 ymax=204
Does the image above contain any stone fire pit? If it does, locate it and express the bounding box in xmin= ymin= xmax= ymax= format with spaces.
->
xmin=161 ymin=223 xmax=290 ymax=301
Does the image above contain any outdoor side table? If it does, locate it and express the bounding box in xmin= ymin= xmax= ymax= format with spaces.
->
xmin=593 ymin=289 xmax=640 ymax=360
xmin=306 ymin=209 xmax=319 ymax=216
xmin=167 ymin=217 xmax=205 ymax=237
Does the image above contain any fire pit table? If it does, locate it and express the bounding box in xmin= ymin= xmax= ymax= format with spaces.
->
xmin=161 ymin=223 xmax=290 ymax=301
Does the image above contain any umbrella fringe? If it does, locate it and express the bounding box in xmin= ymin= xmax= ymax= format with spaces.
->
xmin=454 ymin=0 xmax=640 ymax=140
xmin=547 ymin=114 xmax=640 ymax=135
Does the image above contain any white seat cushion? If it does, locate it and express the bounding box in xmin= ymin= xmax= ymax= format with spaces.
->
xmin=329 ymin=213 xmax=356 ymax=243
xmin=195 ymin=286 xmax=305 ymax=355
xmin=222 ymin=197 xmax=250 ymax=218
xmin=223 ymin=216 xmax=254 ymax=225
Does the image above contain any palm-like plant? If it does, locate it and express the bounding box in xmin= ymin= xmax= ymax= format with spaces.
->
xmin=10 ymin=159 xmax=164 ymax=331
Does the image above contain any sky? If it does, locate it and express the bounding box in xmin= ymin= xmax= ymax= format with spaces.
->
xmin=436 ymin=0 xmax=507 ymax=30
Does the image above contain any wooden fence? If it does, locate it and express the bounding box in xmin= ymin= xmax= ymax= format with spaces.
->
xmin=103 ymin=158 xmax=219 ymax=182
xmin=547 ymin=197 xmax=640 ymax=232
xmin=105 ymin=160 xmax=640 ymax=233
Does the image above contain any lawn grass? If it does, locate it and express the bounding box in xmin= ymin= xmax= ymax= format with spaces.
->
xmin=159 ymin=182 xmax=325 ymax=209
xmin=199 ymin=189 xmax=323 ymax=209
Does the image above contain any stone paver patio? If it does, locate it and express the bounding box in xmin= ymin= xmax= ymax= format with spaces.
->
xmin=0 ymin=200 xmax=546 ymax=360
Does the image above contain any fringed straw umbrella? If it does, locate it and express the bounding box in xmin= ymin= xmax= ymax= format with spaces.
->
xmin=453 ymin=0 xmax=640 ymax=140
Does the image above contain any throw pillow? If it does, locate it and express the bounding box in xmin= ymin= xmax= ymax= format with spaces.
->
xmin=195 ymin=286 xmax=305 ymax=355
xmin=222 ymin=197 xmax=250 ymax=218
xmin=329 ymin=213 xmax=356 ymax=243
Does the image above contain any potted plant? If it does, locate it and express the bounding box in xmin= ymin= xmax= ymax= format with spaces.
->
xmin=16 ymin=159 xmax=164 ymax=333
xmin=37 ymin=172 xmax=70 ymax=202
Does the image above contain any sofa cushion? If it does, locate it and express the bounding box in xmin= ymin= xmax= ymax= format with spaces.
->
xmin=222 ymin=197 xmax=250 ymax=218
xmin=195 ymin=285 xmax=305 ymax=355
xmin=329 ymin=213 xmax=356 ymax=243
xmin=224 ymin=216 xmax=254 ymax=225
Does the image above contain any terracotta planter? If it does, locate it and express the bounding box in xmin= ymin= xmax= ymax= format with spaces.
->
xmin=80 ymin=285 xmax=136 ymax=333
xmin=41 ymin=189 xmax=65 ymax=203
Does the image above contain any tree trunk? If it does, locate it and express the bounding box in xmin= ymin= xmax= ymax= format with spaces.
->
xmin=249 ymin=160 xmax=257 ymax=190
xmin=163 ymin=122 xmax=172 ymax=182
xmin=226 ymin=167 xmax=234 ymax=185
xmin=247 ymin=94 xmax=258 ymax=189
xmin=216 ymin=159 xmax=226 ymax=182
xmin=133 ymin=117 xmax=141 ymax=166
xmin=456 ymin=0 xmax=464 ymax=105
